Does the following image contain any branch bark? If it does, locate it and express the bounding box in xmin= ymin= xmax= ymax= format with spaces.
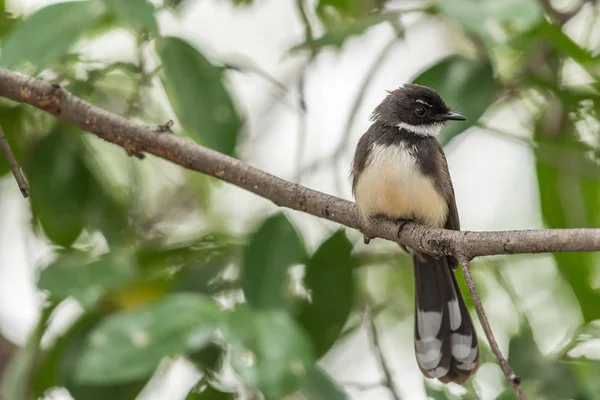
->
xmin=0 ymin=68 xmax=598 ymax=261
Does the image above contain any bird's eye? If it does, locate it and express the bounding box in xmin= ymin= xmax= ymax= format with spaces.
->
xmin=415 ymin=106 xmax=427 ymax=117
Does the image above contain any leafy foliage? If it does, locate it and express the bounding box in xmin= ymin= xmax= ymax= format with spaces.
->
xmin=0 ymin=0 xmax=598 ymax=398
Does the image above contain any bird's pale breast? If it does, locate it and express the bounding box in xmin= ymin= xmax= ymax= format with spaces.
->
xmin=354 ymin=143 xmax=448 ymax=227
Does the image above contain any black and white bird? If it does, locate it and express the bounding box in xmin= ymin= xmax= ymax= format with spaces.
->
xmin=351 ymin=84 xmax=479 ymax=384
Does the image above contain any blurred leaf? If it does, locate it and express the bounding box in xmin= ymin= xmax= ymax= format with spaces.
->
xmin=316 ymin=0 xmax=376 ymax=26
xmin=440 ymin=0 xmax=542 ymax=42
xmin=509 ymin=323 xmax=578 ymax=399
xmin=0 ymin=1 xmax=104 ymax=68
xmin=76 ymin=293 xmax=221 ymax=384
xmin=0 ymin=0 xmax=19 ymax=38
xmin=535 ymin=134 xmax=600 ymax=323
xmin=1 ymin=304 xmax=55 ymax=400
xmin=223 ymin=308 xmax=315 ymax=399
xmin=292 ymin=14 xmax=395 ymax=51
xmin=39 ymin=251 xmax=138 ymax=309
xmin=157 ymin=37 xmax=242 ymax=156
xmin=298 ymin=367 xmax=349 ymax=400
xmin=241 ymin=213 xmax=306 ymax=311
xmin=104 ymin=0 xmax=159 ymax=36
xmin=27 ymin=128 xmax=91 ymax=247
xmin=32 ymin=312 xmax=150 ymax=400
xmin=110 ymin=279 xmax=172 ymax=311
xmin=413 ymin=55 xmax=498 ymax=145
xmin=297 ymin=230 xmax=354 ymax=357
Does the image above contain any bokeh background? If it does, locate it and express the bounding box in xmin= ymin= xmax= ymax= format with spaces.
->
xmin=0 ymin=0 xmax=599 ymax=399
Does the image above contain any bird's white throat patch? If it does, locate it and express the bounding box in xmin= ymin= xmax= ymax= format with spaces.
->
xmin=397 ymin=122 xmax=443 ymax=137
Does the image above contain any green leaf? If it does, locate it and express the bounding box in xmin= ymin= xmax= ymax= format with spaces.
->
xmin=0 ymin=1 xmax=105 ymax=68
xmin=223 ymin=308 xmax=315 ymax=399
xmin=26 ymin=128 xmax=92 ymax=247
xmin=297 ymin=230 xmax=354 ymax=357
xmin=292 ymin=14 xmax=395 ymax=51
xmin=413 ymin=55 xmax=498 ymax=145
xmin=316 ymin=0 xmax=376 ymax=26
xmin=31 ymin=312 xmax=150 ymax=400
xmin=299 ymin=367 xmax=349 ymax=400
xmin=508 ymin=323 xmax=578 ymax=400
xmin=534 ymin=134 xmax=600 ymax=323
xmin=1 ymin=304 xmax=55 ymax=400
xmin=76 ymin=293 xmax=221 ymax=384
xmin=440 ymin=0 xmax=542 ymax=42
xmin=241 ymin=213 xmax=306 ymax=311
xmin=157 ymin=37 xmax=242 ymax=156
xmin=104 ymin=0 xmax=159 ymax=36
xmin=38 ymin=251 xmax=138 ymax=309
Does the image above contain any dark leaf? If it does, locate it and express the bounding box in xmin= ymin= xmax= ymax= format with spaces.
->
xmin=104 ymin=0 xmax=159 ymax=36
xmin=188 ymin=343 xmax=225 ymax=379
xmin=241 ymin=213 xmax=306 ymax=311
xmin=157 ymin=37 xmax=242 ymax=156
xmin=0 ymin=1 xmax=104 ymax=68
xmin=413 ymin=55 xmax=498 ymax=145
xmin=75 ymin=294 xmax=221 ymax=384
xmin=26 ymin=128 xmax=92 ymax=247
xmin=297 ymin=230 xmax=355 ymax=357
xmin=222 ymin=308 xmax=315 ymax=399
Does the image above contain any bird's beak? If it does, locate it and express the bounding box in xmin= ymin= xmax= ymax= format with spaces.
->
xmin=444 ymin=111 xmax=467 ymax=121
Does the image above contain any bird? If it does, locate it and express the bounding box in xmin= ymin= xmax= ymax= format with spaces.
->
xmin=350 ymin=83 xmax=479 ymax=384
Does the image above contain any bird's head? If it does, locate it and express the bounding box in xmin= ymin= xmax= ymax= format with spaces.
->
xmin=371 ymin=84 xmax=466 ymax=136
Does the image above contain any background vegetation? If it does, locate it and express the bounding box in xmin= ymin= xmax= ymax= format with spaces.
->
xmin=0 ymin=0 xmax=599 ymax=399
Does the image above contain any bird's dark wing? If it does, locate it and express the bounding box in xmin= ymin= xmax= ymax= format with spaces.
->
xmin=434 ymin=140 xmax=460 ymax=268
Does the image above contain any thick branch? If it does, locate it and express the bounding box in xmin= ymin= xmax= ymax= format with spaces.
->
xmin=0 ymin=68 xmax=598 ymax=260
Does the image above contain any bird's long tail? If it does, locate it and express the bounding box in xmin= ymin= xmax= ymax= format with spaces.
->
xmin=412 ymin=252 xmax=479 ymax=384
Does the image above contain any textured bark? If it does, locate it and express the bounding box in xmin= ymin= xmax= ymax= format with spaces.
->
xmin=0 ymin=67 xmax=597 ymax=262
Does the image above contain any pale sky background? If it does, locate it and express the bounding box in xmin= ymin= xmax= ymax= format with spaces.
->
xmin=0 ymin=0 xmax=595 ymax=399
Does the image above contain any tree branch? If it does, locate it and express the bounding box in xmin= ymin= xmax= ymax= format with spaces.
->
xmin=456 ymin=255 xmax=525 ymax=399
xmin=365 ymin=305 xmax=403 ymax=400
xmin=0 ymin=124 xmax=28 ymax=198
xmin=0 ymin=68 xmax=597 ymax=260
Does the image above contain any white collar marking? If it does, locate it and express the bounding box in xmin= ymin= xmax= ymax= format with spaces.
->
xmin=396 ymin=122 xmax=443 ymax=137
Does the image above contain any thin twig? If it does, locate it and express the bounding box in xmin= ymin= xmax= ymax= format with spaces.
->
xmin=364 ymin=305 xmax=403 ymax=400
xmin=456 ymin=255 xmax=526 ymax=400
xmin=293 ymin=0 xmax=316 ymax=183
xmin=0 ymin=125 xmax=28 ymax=197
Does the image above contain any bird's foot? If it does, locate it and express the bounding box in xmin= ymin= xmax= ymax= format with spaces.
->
xmin=396 ymin=218 xmax=413 ymax=238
